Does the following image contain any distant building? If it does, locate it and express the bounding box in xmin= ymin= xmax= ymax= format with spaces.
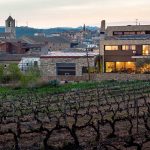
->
xmin=0 ymin=39 xmax=24 ymax=54
xmin=100 ymin=20 xmax=150 ymax=73
xmin=5 ymin=16 xmax=16 ymax=38
xmin=21 ymin=36 xmax=71 ymax=51
xmin=34 ymin=33 xmax=45 ymax=37
xmin=0 ymin=16 xmax=16 ymax=39
xmin=18 ymin=57 xmax=40 ymax=71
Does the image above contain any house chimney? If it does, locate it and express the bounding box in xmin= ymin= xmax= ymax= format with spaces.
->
xmin=100 ymin=20 xmax=106 ymax=34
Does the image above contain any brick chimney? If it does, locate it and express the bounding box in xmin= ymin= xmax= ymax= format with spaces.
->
xmin=100 ymin=20 xmax=106 ymax=34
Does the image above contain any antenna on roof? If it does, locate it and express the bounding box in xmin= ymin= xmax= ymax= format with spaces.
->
xmin=136 ymin=19 xmax=138 ymax=25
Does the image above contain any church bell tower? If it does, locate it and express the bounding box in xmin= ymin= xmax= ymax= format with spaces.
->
xmin=5 ymin=16 xmax=16 ymax=38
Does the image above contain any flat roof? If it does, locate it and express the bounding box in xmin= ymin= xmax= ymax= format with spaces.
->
xmin=41 ymin=51 xmax=99 ymax=58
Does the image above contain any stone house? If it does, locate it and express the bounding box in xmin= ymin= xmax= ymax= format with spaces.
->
xmin=40 ymin=51 xmax=98 ymax=77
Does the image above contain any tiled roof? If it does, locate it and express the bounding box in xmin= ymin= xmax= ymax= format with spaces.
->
xmin=22 ymin=36 xmax=70 ymax=44
xmin=0 ymin=54 xmax=40 ymax=61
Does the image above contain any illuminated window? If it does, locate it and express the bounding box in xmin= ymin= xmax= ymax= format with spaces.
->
xmin=122 ymin=45 xmax=136 ymax=50
xmin=125 ymin=62 xmax=136 ymax=71
xmin=137 ymin=31 xmax=145 ymax=35
xmin=113 ymin=32 xmax=123 ymax=35
xmin=116 ymin=62 xmax=125 ymax=71
xmin=143 ymin=45 xmax=150 ymax=55
xmin=106 ymin=62 xmax=136 ymax=73
xmin=105 ymin=46 xmax=118 ymax=50
xmin=124 ymin=32 xmax=135 ymax=35
xmin=106 ymin=62 xmax=115 ymax=72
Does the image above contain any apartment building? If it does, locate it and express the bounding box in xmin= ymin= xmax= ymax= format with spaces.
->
xmin=100 ymin=20 xmax=150 ymax=73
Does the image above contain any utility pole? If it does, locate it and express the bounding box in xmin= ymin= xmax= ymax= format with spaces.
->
xmin=86 ymin=47 xmax=90 ymax=81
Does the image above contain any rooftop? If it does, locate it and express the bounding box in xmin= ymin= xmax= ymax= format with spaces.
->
xmin=0 ymin=54 xmax=40 ymax=61
xmin=41 ymin=51 xmax=99 ymax=58
xmin=105 ymin=34 xmax=150 ymax=40
xmin=22 ymin=36 xmax=71 ymax=44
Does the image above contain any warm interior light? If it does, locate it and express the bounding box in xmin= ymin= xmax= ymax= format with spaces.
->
xmin=146 ymin=50 xmax=149 ymax=55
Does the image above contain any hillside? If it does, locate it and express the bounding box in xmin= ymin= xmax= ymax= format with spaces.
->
xmin=0 ymin=26 xmax=99 ymax=38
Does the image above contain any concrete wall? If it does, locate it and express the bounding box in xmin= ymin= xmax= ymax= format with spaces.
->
xmin=106 ymin=25 xmax=150 ymax=36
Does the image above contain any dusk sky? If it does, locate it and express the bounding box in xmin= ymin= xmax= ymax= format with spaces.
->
xmin=0 ymin=0 xmax=150 ymax=28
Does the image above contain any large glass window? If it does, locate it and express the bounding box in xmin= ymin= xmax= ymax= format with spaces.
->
xmin=105 ymin=62 xmax=135 ymax=73
xmin=143 ymin=45 xmax=150 ymax=55
xmin=122 ymin=45 xmax=136 ymax=50
xmin=105 ymin=46 xmax=118 ymax=50
xmin=125 ymin=62 xmax=135 ymax=71
xmin=116 ymin=62 xmax=125 ymax=71
xmin=106 ymin=62 xmax=115 ymax=72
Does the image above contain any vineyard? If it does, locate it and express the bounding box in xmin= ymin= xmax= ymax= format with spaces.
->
xmin=0 ymin=80 xmax=150 ymax=150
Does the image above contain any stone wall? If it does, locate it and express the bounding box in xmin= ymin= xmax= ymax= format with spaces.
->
xmin=42 ymin=73 xmax=150 ymax=82
xmin=40 ymin=57 xmax=95 ymax=77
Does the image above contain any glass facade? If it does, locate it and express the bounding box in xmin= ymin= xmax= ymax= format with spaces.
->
xmin=143 ymin=45 xmax=150 ymax=55
xmin=105 ymin=62 xmax=135 ymax=73
xmin=106 ymin=62 xmax=115 ymax=72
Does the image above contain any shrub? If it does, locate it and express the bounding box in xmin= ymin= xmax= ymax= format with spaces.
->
xmin=1 ymin=74 xmax=11 ymax=84
xmin=48 ymin=80 xmax=60 ymax=87
xmin=0 ymin=64 xmax=4 ymax=83
xmin=20 ymin=67 xmax=41 ymax=87
xmin=8 ymin=64 xmax=22 ymax=81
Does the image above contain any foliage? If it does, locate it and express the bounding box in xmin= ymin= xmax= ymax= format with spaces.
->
xmin=0 ymin=64 xmax=4 ymax=82
xmin=20 ymin=67 xmax=41 ymax=87
xmin=0 ymin=80 xmax=150 ymax=149
xmin=136 ymin=58 xmax=150 ymax=73
xmin=48 ymin=80 xmax=60 ymax=87
xmin=8 ymin=64 xmax=22 ymax=81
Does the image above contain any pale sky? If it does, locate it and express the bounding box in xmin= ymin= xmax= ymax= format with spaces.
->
xmin=0 ymin=0 xmax=150 ymax=28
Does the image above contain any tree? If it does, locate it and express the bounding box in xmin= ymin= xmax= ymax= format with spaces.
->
xmin=8 ymin=64 xmax=22 ymax=81
xmin=136 ymin=58 xmax=150 ymax=73
xmin=0 ymin=64 xmax=4 ymax=82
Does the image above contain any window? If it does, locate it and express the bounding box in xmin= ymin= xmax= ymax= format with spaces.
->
xmin=137 ymin=31 xmax=145 ymax=35
xmin=105 ymin=46 xmax=118 ymax=50
xmin=56 ymin=63 xmax=76 ymax=75
xmin=122 ymin=45 xmax=136 ymax=50
xmin=106 ymin=62 xmax=115 ymax=72
xmin=143 ymin=45 xmax=150 ymax=55
xmin=116 ymin=62 xmax=125 ymax=71
xmin=8 ymin=21 xmax=12 ymax=27
xmin=105 ymin=62 xmax=135 ymax=73
xmin=113 ymin=32 xmax=123 ymax=35
xmin=34 ymin=61 xmax=38 ymax=67
xmin=124 ymin=32 xmax=135 ymax=35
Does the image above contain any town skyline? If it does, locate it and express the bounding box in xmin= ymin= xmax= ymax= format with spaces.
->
xmin=0 ymin=0 xmax=150 ymax=28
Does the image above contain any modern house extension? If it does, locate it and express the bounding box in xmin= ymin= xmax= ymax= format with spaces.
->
xmin=100 ymin=20 xmax=150 ymax=73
